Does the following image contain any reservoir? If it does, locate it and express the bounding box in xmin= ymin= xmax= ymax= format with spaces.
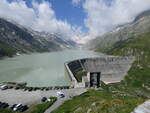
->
xmin=0 ymin=50 xmax=103 ymax=87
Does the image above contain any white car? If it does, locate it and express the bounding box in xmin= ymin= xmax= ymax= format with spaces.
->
xmin=57 ymin=91 xmax=65 ymax=98
xmin=47 ymin=98 xmax=51 ymax=102
xmin=13 ymin=103 xmax=22 ymax=111
xmin=0 ymin=85 xmax=8 ymax=90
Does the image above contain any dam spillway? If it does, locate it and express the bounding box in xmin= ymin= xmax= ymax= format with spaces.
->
xmin=65 ymin=56 xmax=135 ymax=88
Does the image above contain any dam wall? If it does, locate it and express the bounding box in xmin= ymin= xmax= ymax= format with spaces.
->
xmin=64 ymin=63 xmax=84 ymax=88
xmin=65 ymin=56 xmax=135 ymax=88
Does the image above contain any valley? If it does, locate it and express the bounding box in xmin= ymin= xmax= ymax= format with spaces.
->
xmin=0 ymin=6 xmax=150 ymax=113
xmin=52 ymin=10 xmax=150 ymax=113
xmin=0 ymin=18 xmax=75 ymax=58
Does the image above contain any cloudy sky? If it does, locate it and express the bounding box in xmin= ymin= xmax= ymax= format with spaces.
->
xmin=0 ymin=0 xmax=150 ymax=44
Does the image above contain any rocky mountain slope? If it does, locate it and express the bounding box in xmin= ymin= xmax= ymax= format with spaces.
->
xmin=87 ymin=10 xmax=150 ymax=52
xmin=0 ymin=18 xmax=75 ymax=58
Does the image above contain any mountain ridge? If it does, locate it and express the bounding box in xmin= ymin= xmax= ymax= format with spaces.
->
xmin=87 ymin=9 xmax=150 ymax=91
xmin=0 ymin=18 xmax=76 ymax=58
xmin=86 ymin=10 xmax=150 ymax=52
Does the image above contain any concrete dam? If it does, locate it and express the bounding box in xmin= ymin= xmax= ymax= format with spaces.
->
xmin=65 ymin=56 xmax=134 ymax=88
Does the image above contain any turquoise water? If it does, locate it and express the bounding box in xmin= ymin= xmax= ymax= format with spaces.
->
xmin=0 ymin=50 xmax=103 ymax=87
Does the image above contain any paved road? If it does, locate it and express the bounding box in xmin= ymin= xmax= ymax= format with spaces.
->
xmin=45 ymin=97 xmax=67 ymax=113
xmin=44 ymin=88 xmax=87 ymax=113
xmin=132 ymin=99 xmax=150 ymax=113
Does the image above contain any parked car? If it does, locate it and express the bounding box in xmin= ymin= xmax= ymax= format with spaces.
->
xmin=8 ymin=86 xmax=13 ymax=89
xmin=13 ymin=103 xmax=22 ymax=111
xmin=10 ymin=104 xmax=28 ymax=112
xmin=28 ymin=88 xmax=33 ymax=91
xmin=0 ymin=102 xmax=2 ymax=106
xmin=10 ymin=104 xmax=17 ymax=110
xmin=0 ymin=102 xmax=5 ymax=108
xmin=16 ymin=104 xmax=23 ymax=111
xmin=24 ymin=88 xmax=28 ymax=91
xmin=19 ymin=105 xmax=28 ymax=112
xmin=2 ymin=103 xmax=9 ymax=108
xmin=0 ymin=102 xmax=9 ymax=108
xmin=45 ymin=88 xmax=49 ymax=91
xmin=47 ymin=98 xmax=51 ymax=102
xmin=41 ymin=97 xmax=47 ymax=102
xmin=57 ymin=91 xmax=65 ymax=98
xmin=0 ymin=85 xmax=8 ymax=90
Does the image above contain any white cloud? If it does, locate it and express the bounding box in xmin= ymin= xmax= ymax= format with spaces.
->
xmin=0 ymin=0 xmax=36 ymax=27
xmin=83 ymin=0 xmax=150 ymax=37
xmin=0 ymin=0 xmax=82 ymax=40
xmin=1 ymin=0 xmax=150 ymax=44
xmin=72 ymin=35 xmax=91 ymax=44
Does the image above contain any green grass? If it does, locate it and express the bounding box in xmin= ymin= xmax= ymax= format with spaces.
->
xmin=0 ymin=109 xmax=18 ymax=113
xmin=106 ymin=32 xmax=150 ymax=89
xmin=0 ymin=43 xmax=16 ymax=57
xmin=26 ymin=97 xmax=57 ymax=113
xmin=52 ymin=31 xmax=150 ymax=113
xmin=52 ymin=90 xmax=146 ymax=113
xmin=0 ymin=97 xmax=57 ymax=113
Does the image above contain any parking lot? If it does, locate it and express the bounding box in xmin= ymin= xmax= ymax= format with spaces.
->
xmin=0 ymin=88 xmax=87 ymax=112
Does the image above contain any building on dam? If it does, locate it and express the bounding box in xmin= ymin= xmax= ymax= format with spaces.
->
xmin=82 ymin=72 xmax=101 ymax=88
xmin=65 ymin=56 xmax=134 ymax=88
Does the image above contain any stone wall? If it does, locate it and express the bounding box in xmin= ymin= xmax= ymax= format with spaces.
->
xmin=64 ymin=63 xmax=84 ymax=88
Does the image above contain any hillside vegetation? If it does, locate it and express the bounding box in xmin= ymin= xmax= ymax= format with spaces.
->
xmin=87 ymin=11 xmax=150 ymax=53
xmin=0 ymin=43 xmax=16 ymax=57
xmin=53 ymin=27 xmax=150 ymax=113
xmin=106 ymin=31 xmax=150 ymax=89
xmin=52 ymin=90 xmax=146 ymax=113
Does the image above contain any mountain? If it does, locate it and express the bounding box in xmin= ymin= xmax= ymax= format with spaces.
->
xmin=87 ymin=10 xmax=150 ymax=52
xmin=52 ymin=32 xmax=150 ymax=113
xmin=87 ymin=9 xmax=150 ymax=90
xmin=134 ymin=9 xmax=150 ymax=22
xmin=29 ymin=31 xmax=76 ymax=50
xmin=0 ymin=18 xmax=75 ymax=58
xmin=53 ymin=10 xmax=150 ymax=113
